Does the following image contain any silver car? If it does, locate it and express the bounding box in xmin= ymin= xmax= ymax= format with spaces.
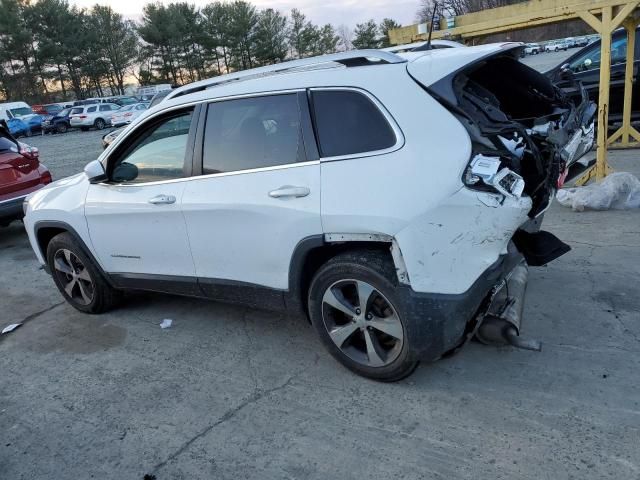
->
xmin=69 ymin=103 xmax=120 ymax=131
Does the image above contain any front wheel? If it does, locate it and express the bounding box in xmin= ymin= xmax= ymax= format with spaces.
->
xmin=47 ymin=232 xmax=120 ymax=313
xmin=56 ymin=123 xmax=68 ymax=134
xmin=308 ymin=250 xmax=419 ymax=382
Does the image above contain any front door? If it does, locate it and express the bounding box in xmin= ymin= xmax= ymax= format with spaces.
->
xmin=85 ymin=108 xmax=198 ymax=284
xmin=181 ymin=93 xmax=321 ymax=303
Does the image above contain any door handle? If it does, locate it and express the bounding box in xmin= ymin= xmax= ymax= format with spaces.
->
xmin=148 ymin=194 xmax=176 ymax=205
xmin=268 ymin=186 xmax=310 ymax=199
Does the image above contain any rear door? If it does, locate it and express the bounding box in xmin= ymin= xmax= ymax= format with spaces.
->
xmin=181 ymin=92 xmax=321 ymax=301
xmin=0 ymin=132 xmax=40 ymax=202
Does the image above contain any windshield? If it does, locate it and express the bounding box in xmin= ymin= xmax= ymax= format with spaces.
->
xmin=59 ymin=108 xmax=71 ymax=116
xmin=9 ymin=107 xmax=33 ymax=118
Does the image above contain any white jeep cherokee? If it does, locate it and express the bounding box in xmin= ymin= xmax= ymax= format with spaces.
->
xmin=24 ymin=45 xmax=594 ymax=381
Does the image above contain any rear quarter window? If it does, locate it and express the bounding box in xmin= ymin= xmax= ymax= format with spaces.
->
xmin=70 ymin=108 xmax=83 ymax=115
xmin=310 ymin=90 xmax=396 ymax=157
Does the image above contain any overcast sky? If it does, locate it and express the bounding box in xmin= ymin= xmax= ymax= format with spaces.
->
xmin=68 ymin=0 xmax=419 ymax=28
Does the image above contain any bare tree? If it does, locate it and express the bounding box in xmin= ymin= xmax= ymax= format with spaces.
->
xmin=336 ymin=24 xmax=353 ymax=51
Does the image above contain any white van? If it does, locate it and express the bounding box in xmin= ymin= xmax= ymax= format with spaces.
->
xmin=0 ymin=101 xmax=34 ymax=122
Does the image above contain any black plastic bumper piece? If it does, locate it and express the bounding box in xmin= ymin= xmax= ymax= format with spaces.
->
xmin=512 ymin=229 xmax=571 ymax=266
xmin=397 ymin=248 xmax=524 ymax=362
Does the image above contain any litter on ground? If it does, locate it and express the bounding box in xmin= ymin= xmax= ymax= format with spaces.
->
xmin=2 ymin=323 xmax=22 ymax=334
xmin=557 ymin=172 xmax=640 ymax=211
xmin=159 ymin=319 xmax=173 ymax=329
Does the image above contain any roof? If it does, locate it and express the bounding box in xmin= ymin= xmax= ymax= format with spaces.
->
xmin=138 ymin=43 xmax=523 ymax=119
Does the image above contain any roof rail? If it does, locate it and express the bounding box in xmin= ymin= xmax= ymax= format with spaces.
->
xmin=165 ymin=50 xmax=406 ymax=101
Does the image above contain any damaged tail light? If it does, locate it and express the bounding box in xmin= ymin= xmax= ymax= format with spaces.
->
xmin=465 ymin=154 xmax=525 ymax=198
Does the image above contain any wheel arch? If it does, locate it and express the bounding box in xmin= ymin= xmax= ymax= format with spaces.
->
xmin=286 ymin=235 xmax=399 ymax=319
xmin=34 ymin=220 xmax=114 ymax=286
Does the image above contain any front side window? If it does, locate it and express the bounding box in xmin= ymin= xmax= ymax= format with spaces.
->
xmin=569 ymin=34 xmax=627 ymax=72
xmin=310 ymin=90 xmax=396 ymax=157
xmin=202 ymin=94 xmax=304 ymax=174
xmin=110 ymin=110 xmax=193 ymax=183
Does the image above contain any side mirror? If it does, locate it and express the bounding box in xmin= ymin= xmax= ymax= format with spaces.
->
xmin=112 ymin=162 xmax=139 ymax=182
xmin=560 ymin=63 xmax=571 ymax=72
xmin=84 ymin=159 xmax=107 ymax=184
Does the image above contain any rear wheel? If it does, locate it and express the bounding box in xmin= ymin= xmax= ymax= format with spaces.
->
xmin=94 ymin=118 xmax=106 ymax=130
xmin=308 ymin=250 xmax=419 ymax=382
xmin=47 ymin=233 xmax=119 ymax=313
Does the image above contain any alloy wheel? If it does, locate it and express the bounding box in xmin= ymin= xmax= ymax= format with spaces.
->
xmin=95 ymin=119 xmax=105 ymax=130
xmin=321 ymin=279 xmax=404 ymax=367
xmin=53 ymin=248 xmax=95 ymax=306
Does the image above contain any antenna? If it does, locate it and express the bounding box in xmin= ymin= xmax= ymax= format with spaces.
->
xmin=426 ymin=1 xmax=438 ymax=50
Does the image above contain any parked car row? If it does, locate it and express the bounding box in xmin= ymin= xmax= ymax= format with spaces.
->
xmin=0 ymin=95 xmax=155 ymax=138
xmin=522 ymin=35 xmax=597 ymax=56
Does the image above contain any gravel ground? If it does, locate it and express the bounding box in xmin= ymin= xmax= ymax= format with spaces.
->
xmin=26 ymin=128 xmax=108 ymax=180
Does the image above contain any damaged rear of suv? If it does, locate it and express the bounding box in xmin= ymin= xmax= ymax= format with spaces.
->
xmin=24 ymin=45 xmax=595 ymax=381
xmin=416 ymin=43 xmax=595 ymax=218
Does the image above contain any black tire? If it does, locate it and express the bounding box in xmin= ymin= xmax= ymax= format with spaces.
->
xmin=307 ymin=249 xmax=419 ymax=382
xmin=94 ymin=118 xmax=106 ymax=130
xmin=46 ymin=232 xmax=119 ymax=314
xmin=56 ymin=123 xmax=68 ymax=134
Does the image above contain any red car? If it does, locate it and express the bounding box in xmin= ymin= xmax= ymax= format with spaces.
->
xmin=0 ymin=121 xmax=52 ymax=226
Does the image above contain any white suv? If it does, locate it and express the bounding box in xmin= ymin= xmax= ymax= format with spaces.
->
xmin=24 ymin=46 xmax=594 ymax=381
xmin=69 ymin=103 xmax=120 ymax=131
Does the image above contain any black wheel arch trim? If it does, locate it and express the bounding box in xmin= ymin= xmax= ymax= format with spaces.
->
xmin=33 ymin=220 xmax=116 ymax=287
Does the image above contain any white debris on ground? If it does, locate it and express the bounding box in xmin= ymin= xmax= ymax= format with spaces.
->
xmin=556 ymin=172 xmax=640 ymax=211
xmin=159 ymin=319 xmax=173 ymax=329
xmin=2 ymin=323 xmax=22 ymax=334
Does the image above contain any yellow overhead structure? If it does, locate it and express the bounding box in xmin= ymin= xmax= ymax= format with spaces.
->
xmin=389 ymin=0 xmax=640 ymax=185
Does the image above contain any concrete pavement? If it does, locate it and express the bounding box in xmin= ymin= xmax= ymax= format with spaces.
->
xmin=1 ymin=151 xmax=639 ymax=479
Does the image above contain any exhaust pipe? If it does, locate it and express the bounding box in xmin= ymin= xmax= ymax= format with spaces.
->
xmin=476 ymin=261 xmax=542 ymax=352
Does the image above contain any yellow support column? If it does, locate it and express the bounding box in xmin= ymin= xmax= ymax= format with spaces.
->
xmin=576 ymin=6 xmax=615 ymax=185
xmin=608 ymin=16 xmax=640 ymax=146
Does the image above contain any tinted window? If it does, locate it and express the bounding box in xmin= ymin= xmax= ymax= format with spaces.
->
xmin=311 ymin=90 xmax=396 ymax=157
xmin=203 ymin=94 xmax=304 ymax=174
xmin=569 ymin=34 xmax=627 ymax=72
xmin=70 ymin=107 xmax=83 ymax=115
xmin=0 ymin=135 xmax=18 ymax=153
xmin=111 ymin=110 xmax=193 ymax=183
xmin=87 ymin=106 xmax=97 ymax=113
xmin=99 ymin=105 xmax=110 ymax=112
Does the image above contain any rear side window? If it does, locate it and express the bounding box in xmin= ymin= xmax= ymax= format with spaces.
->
xmin=310 ymin=90 xmax=396 ymax=157
xmin=202 ymin=94 xmax=304 ymax=174
xmin=87 ymin=106 xmax=97 ymax=113
xmin=99 ymin=105 xmax=111 ymax=112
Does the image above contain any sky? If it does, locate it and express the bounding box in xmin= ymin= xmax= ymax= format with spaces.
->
xmin=68 ymin=0 xmax=419 ymax=28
